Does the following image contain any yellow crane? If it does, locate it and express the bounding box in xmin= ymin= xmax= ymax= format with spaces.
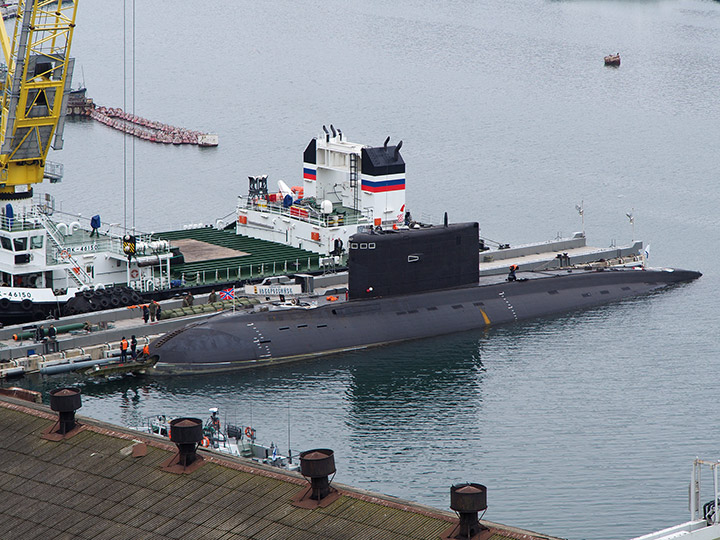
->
xmin=0 ymin=0 xmax=78 ymax=200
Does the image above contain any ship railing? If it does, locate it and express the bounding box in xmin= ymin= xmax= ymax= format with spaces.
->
xmin=41 ymin=207 xmax=170 ymax=257
xmin=179 ymin=256 xmax=322 ymax=286
xmin=0 ymin=208 xmax=45 ymax=233
xmin=237 ymin=196 xmax=371 ymax=227
xmin=37 ymin=214 xmax=94 ymax=286
xmin=690 ymin=458 xmax=720 ymax=525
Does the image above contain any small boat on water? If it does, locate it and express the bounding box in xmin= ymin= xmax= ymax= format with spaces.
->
xmin=138 ymin=408 xmax=300 ymax=471
xmin=605 ymin=53 xmax=621 ymax=66
xmin=629 ymin=458 xmax=720 ymax=540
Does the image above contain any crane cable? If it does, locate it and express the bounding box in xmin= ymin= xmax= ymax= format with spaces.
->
xmin=122 ymin=0 xmax=137 ymax=232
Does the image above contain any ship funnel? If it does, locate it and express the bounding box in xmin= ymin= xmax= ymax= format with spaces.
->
xmin=169 ymin=418 xmax=203 ymax=467
xmin=300 ymin=448 xmax=336 ymax=500
xmin=383 ymin=136 xmax=390 ymax=149
xmin=330 ymin=124 xmax=337 ymax=138
xmin=446 ymin=483 xmax=488 ymax=540
xmin=394 ymin=140 xmax=403 ymax=159
xmin=49 ymin=387 xmax=82 ymax=435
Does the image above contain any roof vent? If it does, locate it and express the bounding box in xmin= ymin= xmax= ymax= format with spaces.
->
xmin=42 ymin=387 xmax=83 ymax=440
xmin=161 ymin=417 xmax=205 ymax=473
xmin=292 ymin=448 xmax=341 ymax=508
xmin=442 ymin=483 xmax=490 ymax=540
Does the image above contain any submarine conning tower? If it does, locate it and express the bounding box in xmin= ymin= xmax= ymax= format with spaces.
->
xmin=302 ymin=128 xmax=406 ymax=225
xmin=348 ymin=222 xmax=480 ymax=299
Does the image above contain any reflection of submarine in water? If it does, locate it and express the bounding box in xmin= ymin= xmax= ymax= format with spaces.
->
xmin=149 ymin=221 xmax=701 ymax=375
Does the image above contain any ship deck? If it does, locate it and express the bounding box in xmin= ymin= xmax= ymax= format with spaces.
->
xmin=157 ymin=227 xmax=323 ymax=284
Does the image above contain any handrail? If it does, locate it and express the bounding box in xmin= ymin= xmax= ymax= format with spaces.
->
xmin=38 ymin=212 xmax=93 ymax=286
xmin=237 ymin=196 xmax=371 ymax=227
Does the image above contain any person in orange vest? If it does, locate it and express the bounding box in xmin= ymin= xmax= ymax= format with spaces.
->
xmin=120 ymin=336 xmax=129 ymax=362
xmin=142 ymin=343 xmax=149 ymax=357
xmin=508 ymin=264 xmax=518 ymax=282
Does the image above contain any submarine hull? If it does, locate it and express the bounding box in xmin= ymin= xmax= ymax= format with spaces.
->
xmin=149 ymin=267 xmax=700 ymax=375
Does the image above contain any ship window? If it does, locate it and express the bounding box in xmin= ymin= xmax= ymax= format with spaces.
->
xmin=317 ymin=324 xmax=327 ymax=328
xmin=297 ymin=324 xmax=307 ymax=328
xmin=427 ymin=306 xmax=438 ymax=311
xmin=368 ymin=243 xmax=375 ymax=249
xmin=472 ymin=302 xmax=484 ymax=306
xmin=350 ymin=243 xmax=358 ymax=249
xmin=0 ymin=236 xmax=10 ymax=250
xmin=600 ymin=290 xmax=610 ymax=295
xmin=279 ymin=326 xmax=290 ymax=331
xmin=547 ymin=290 xmax=559 ymax=295
xmin=582 ymin=293 xmax=591 ymax=297
xmin=360 ymin=243 xmax=368 ymax=249
xmin=13 ymin=237 xmax=27 ymax=251
xmin=452 ymin=304 xmax=464 ymax=309
xmin=621 ymin=286 xmax=631 ymax=291
xmin=30 ymin=235 xmax=43 ymax=249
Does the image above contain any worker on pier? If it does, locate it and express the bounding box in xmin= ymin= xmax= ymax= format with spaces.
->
xmin=142 ymin=304 xmax=149 ymax=324
xmin=120 ymin=336 xmax=128 ymax=362
xmin=182 ymin=292 xmax=194 ymax=307
xmin=508 ymin=264 xmax=518 ymax=282
xmin=148 ymin=300 xmax=158 ymax=322
xmin=130 ymin=335 xmax=137 ymax=360
xmin=34 ymin=325 xmax=45 ymax=343
xmin=208 ymin=290 xmax=217 ymax=304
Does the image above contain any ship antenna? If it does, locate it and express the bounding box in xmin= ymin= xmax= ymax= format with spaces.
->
xmin=288 ymin=402 xmax=292 ymax=463
xmin=383 ymin=136 xmax=390 ymax=149
xmin=444 ymin=212 xmax=448 ymax=227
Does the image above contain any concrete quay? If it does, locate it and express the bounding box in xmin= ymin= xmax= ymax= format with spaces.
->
xmin=0 ymin=293 xmax=237 ymax=378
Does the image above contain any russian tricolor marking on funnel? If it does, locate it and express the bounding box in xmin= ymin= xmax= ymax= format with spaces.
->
xmin=361 ymin=178 xmax=405 ymax=193
xmin=303 ymin=167 xmax=316 ymax=181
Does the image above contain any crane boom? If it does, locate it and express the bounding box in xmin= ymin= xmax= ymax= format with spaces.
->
xmin=0 ymin=0 xmax=78 ymax=200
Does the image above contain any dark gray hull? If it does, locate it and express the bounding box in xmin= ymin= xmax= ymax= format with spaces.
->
xmin=149 ymin=267 xmax=700 ymax=375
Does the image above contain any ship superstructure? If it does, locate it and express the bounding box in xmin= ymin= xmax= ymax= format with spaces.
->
xmin=236 ymin=127 xmax=407 ymax=256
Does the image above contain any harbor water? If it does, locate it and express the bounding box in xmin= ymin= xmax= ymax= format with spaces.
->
xmin=4 ymin=1 xmax=720 ymax=538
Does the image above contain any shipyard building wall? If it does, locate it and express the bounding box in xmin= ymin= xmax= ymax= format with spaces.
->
xmin=348 ymin=223 xmax=480 ymax=299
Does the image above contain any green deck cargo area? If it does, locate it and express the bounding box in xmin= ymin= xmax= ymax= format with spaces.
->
xmin=158 ymin=227 xmax=322 ymax=283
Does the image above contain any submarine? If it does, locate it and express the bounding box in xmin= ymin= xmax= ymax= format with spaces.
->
xmin=149 ymin=221 xmax=701 ymax=375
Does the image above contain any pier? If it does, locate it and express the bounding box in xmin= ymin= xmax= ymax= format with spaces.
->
xmin=0 ymin=292 xmax=253 ymax=378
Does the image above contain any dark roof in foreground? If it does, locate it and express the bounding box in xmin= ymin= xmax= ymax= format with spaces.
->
xmin=0 ymin=394 xmax=559 ymax=540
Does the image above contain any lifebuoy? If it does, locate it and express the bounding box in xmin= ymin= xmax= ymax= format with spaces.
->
xmin=201 ymin=437 xmax=210 ymax=447
xmin=245 ymin=426 xmax=255 ymax=439
xmin=60 ymin=250 xmax=69 ymax=259
xmin=130 ymin=269 xmax=139 ymax=279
